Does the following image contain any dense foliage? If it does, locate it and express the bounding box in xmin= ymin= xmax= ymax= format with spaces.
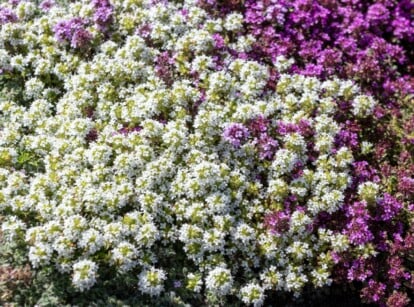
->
xmin=0 ymin=0 xmax=413 ymax=306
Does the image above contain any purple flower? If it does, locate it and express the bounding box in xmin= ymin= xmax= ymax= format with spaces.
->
xmin=392 ymin=17 xmax=414 ymax=42
xmin=398 ymin=176 xmax=414 ymax=195
xmin=91 ymin=0 xmax=113 ymax=31
xmin=376 ymin=193 xmax=403 ymax=222
xmin=361 ymin=280 xmax=386 ymax=303
xmin=155 ymin=51 xmax=175 ymax=85
xmin=94 ymin=6 xmax=113 ymax=25
xmin=276 ymin=121 xmax=298 ymax=135
xmin=345 ymin=201 xmax=374 ymax=245
xmin=0 ymin=7 xmax=18 ymax=25
xmin=118 ymin=125 xmax=142 ymax=135
xmin=248 ymin=115 xmax=269 ymax=135
xmin=346 ymin=217 xmax=374 ymax=245
xmin=53 ymin=18 xmax=92 ymax=48
xmin=352 ymin=161 xmax=379 ymax=183
xmin=212 ymin=33 xmax=225 ymax=49
xmin=335 ymin=129 xmax=358 ymax=149
xmin=386 ymin=291 xmax=411 ymax=307
xmin=223 ymin=123 xmax=250 ymax=147
xmin=256 ymin=134 xmax=278 ymax=160
xmin=91 ymin=0 xmax=112 ymax=8
xmin=40 ymin=0 xmax=55 ymax=11
xmin=387 ymin=256 xmax=410 ymax=289
xmin=70 ymin=28 xmax=93 ymax=48
xmin=264 ymin=210 xmax=290 ymax=235
xmin=347 ymin=257 xmax=373 ymax=282
xmin=366 ymin=4 xmax=390 ymax=26
xmin=54 ymin=18 xmax=86 ymax=42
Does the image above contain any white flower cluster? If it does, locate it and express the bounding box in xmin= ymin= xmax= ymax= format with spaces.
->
xmin=138 ymin=267 xmax=167 ymax=296
xmin=205 ymin=267 xmax=234 ymax=296
xmin=72 ymin=259 xmax=98 ymax=292
xmin=0 ymin=0 xmax=379 ymax=302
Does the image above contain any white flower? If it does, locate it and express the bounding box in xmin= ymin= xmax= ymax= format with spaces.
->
xmin=240 ymin=283 xmax=266 ymax=307
xmin=358 ymin=181 xmax=379 ymax=203
xmin=79 ymin=229 xmax=104 ymax=255
xmin=186 ymin=273 xmax=202 ymax=292
xmin=138 ymin=267 xmax=167 ymax=297
xmin=111 ymin=242 xmax=138 ymax=272
xmin=224 ymin=13 xmax=243 ymax=32
xmin=352 ymin=94 xmax=376 ymax=117
xmin=28 ymin=243 xmax=53 ymax=268
xmin=72 ymin=259 xmax=98 ymax=292
xmin=234 ymin=223 xmax=255 ymax=245
xmin=205 ymin=267 xmax=233 ymax=296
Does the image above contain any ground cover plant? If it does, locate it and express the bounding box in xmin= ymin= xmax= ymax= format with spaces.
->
xmin=0 ymin=0 xmax=413 ymax=306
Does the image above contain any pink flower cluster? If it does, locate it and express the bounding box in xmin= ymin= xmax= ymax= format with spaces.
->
xmin=53 ymin=18 xmax=92 ymax=49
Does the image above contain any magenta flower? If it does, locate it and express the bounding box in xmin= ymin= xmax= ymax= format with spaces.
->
xmin=223 ymin=123 xmax=250 ymax=147
xmin=70 ymin=28 xmax=93 ymax=48
xmin=40 ymin=0 xmax=55 ymax=11
xmin=347 ymin=257 xmax=373 ymax=282
xmin=366 ymin=3 xmax=390 ymax=26
xmin=212 ymin=33 xmax=225 ymax=49
xmin=386 ymin=291 xmax=411 ymax=307
xmin=0 ymin=7 xmax=18 ymax=25
xmin=361 ymin=280 xmax=386 ymax=303
xmin=91 ymin=0 xmax=113 ymax=31
xmin=264 ymin=210 xmax=290 ymax=235
xmin=53 ymin=18 xmax=92 ymax=48
xmin=345 ymin=201 xmax=374 ymax=245
xmin=376 ymin=193 xmax=403 ymax=222
xmin=256 ymin=134 xmax=278 ymax=160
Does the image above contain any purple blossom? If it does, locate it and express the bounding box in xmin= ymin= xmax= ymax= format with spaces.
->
xmin=392 ymin=17 xmax=414 ymax=42
xmin=136 ymin=24 xmax=152 ymax=38
xmin=94 ymin=6 xmax=113 ymax=25
xmin=223 ymin=123 xmax=250 ymax=147
xmin=91 ymin=0 xmax=112 ymax=8
xmin=248 ymin=115 xmax=269 ymax=136
xmin=256 ymin=134 xmax=278 ymax=160
xmin=276 ymin=121 xmax=298 ymax=135
xmin=386 ymin=291 xmax=411 ymax=307
xmin=387 ymin=256 xmax=410 ymax=289
xmin=366 ymin=4 xmax=390 ymax=26
xmin=0 ymin=7 xmax=18 ymax=25
xmin=53 ymin=18 xmax=92 ymax=48
xmin=118 ymin=126 xmax=142 ymax=135
xmin=155 ymin=51 xmax=175 ymax=85
xmin=376 ymin=193 xmax=403 ymax=222
xmin=212 ymin=33 xmax=225 ymax=49
xmin=335 ymin=129 xmax=358 ymax=149
xmin=91 ymin=0 xmax=113 ymax=31
xmin=71 ymin=28 xmax=93 ymax=48
xmin=347 ymin=257 xmax=373 ymax=282
xmin=40 ymin=0 xmax=55 ymax=11
xmin=361 ymin=280 xmax=386 ymax=303
xmin=54 ymin=18 xmax=85 ymax=42
xmin=297 ymin=119 xmax=313 ymax=137
xmin=345 ymin=201 xmax=374 ymax=245
xmin=352 ymin=161 xmax=379 ymax=183
xmin=398 ymin=176 xmax=414 ymax=195
xmin=346 ymin=217 xmax=374 ymax=245
xmin=264 ymin=210 xmax=290 ymax=235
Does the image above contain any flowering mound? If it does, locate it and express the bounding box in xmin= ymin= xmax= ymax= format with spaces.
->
xmin=0 ymin=0 xmax=413 ymax=306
